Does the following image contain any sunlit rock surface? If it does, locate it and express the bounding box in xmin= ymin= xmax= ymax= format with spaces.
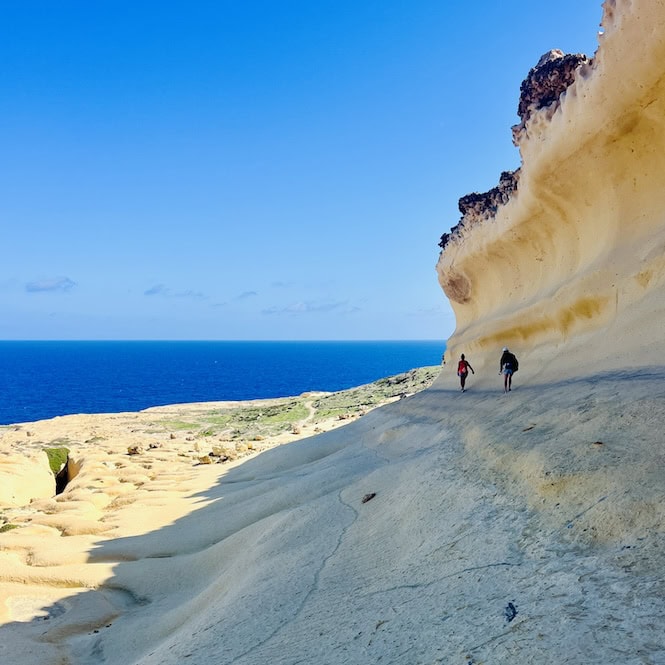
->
xmin=4 ymin=3 xmax=665 ymax=664
xmin=437 ymin=0 xmax=665 ymax=376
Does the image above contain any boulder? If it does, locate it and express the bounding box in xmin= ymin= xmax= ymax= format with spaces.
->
xmin=0 ymin=453 xmax=56 ymax=507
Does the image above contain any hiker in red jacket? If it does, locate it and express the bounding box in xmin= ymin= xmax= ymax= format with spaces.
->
xmin=457 ymin=353 xmax=474 ymax=392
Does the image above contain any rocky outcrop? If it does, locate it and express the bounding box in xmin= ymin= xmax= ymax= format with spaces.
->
xmin=438 ymin=170 xmax=520 ymax=249
xmin=436 ymin=0 xmax=665 ymax=371
xmin=0 ymin=452 xmax=55 ymax=506
xmin=512 ymin=49 xmax=591 ymax=144
xmin=439 ymin=50 xmax=590 ymax=251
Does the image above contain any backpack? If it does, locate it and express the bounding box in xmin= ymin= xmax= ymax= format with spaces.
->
xmin=510 ymin=353 xmax=519 ymax=372
xmin=502 ymin=352 xmax=518 ymax=372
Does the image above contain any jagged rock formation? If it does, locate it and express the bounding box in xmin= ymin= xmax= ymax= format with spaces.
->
xmin=512 ymin=49 xmax=591 ymax=144
xmin=5 ymin=6 xmax=665 ymax=665
xmin=437 ymin=0 xmax=665 ymax=374
xmin=438 ymin=170 xmax=520 ymax=249
xmin=439 ymin=50 xmax=590 ymax=251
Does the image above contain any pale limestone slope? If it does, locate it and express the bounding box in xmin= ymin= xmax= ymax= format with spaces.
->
xmin=3 ymin=371 xmax=664 ymax=664
xmin=437 ymin=0 xmax=665 ymax=377
xmin=4 ymin=1 xmax=665 ymax=663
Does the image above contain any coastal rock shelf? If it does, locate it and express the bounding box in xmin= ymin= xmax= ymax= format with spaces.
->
xmin=4 ymin=2 xmax=665 ymax=664
xmin=437 ymin=0 xmax=665 ymax=374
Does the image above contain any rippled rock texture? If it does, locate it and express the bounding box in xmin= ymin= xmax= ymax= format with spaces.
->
xmin=437 ymin=0 xmax=665 ymax=375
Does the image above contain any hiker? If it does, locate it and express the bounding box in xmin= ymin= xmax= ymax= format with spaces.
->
xmin=499 ymin=347 xmax=518 ymax=392
xmin=457 ymin=353 xmax=474 ymax=392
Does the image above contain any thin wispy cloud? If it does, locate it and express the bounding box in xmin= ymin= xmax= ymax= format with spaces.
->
xmin=234 ymin=290 xmax=258 ymax=301
xmin=26 ymin=276 xmax=76 ymax=293
xmin=144 ymin=284 xmax=168 ymax=296
xmin=262 ymin=300 xmax=355 ymax=315
xmin=144 ymin=284 xmax=205 ymax=299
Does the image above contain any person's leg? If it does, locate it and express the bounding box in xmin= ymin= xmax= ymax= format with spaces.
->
xmin=460 ymin=373 xmax=466 ymax=391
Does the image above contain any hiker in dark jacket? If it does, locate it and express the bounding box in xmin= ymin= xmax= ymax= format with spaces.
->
xmin=457 ymin=353 xmax=474 ymax=392
xmin=499 ymin=347 xmax=518 ymax=393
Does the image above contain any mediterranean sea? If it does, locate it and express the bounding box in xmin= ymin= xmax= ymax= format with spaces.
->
xmin=0 ymin=340 xmax=444 ymax=425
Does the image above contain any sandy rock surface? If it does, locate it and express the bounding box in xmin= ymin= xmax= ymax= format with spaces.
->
xmin=2 ymin=364 xmax=664 ymax=664
xmin=4 ymin=0 xmax=665 ymax=663
xmin=0 ymin=368 xmax=440 ymax=664
xmin=437 ymin=0 xmax=665 ymax=378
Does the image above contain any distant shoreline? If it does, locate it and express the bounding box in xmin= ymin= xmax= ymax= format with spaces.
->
xmin=0 ymin=340 xmax=445 ymax=425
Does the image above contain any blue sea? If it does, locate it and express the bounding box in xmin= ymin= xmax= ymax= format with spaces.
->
xmin=0 ymin=341 xmax=444 ymax=425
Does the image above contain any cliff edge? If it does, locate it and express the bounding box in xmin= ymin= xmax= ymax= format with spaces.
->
xmin=3 ymin=3 xmax=665 ymax=664
xmin=437 ymin=0 xmax=665 ymax=376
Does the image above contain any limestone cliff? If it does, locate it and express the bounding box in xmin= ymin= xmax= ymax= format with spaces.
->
xmin=437 ymin=0 xmax=665 ymax=374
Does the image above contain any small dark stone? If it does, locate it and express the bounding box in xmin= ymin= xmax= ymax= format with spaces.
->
xmin=505 ymin=602 xmax=518 ymax=622
xmin=361 ymin=492 xmax=377 ymax=504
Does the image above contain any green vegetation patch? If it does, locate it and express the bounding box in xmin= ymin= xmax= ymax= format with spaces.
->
xmin=150 ymin=367 xmax=439 ymax=442
xmin=198 ymin=401 xmax=309 ymax=437
xmin=311 ymin=366 xmax=440 ymax=422
xmin=312 ymin=407 xmax=360 ymax=421
xmin=249 ymin=401 xmax=309 ymax=424
xmin=44 ymin=447 xmax=70 ymax=474
xmin=0 ymin=524 xmax=19 ymax=533
xmin=202 ymin=414 xmax=233 ymax=427
xmin=159 ymin=420 xmax=197 ymax=431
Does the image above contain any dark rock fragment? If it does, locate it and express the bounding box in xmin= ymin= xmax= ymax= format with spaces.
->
xmin=504 ymin=601 xmax=518 ymax=622
xmin=516 ymin=49 xmax=590 ymax=127
xmin=439 ymin=170 xmax=520 ymax=250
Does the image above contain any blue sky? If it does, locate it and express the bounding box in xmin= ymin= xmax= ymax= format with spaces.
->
xmin=1 ymin=1 xmax=602 ymax=340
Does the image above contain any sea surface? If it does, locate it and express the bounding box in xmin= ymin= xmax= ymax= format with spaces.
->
xmin=0 ymin=341 xmax=445 ymax=425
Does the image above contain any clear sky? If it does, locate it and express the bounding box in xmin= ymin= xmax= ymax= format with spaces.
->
xmin=1 ymin=1 xmax=602 ymax=340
